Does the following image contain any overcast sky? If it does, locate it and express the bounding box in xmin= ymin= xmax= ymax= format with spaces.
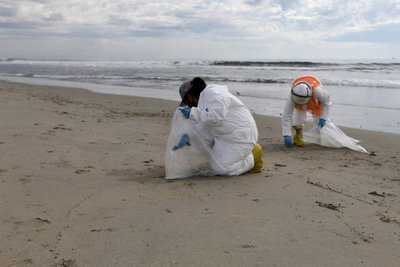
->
xmin=0 ymin=0 xmax=399 ymax=60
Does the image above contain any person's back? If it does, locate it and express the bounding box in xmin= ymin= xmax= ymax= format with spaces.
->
xmin=189 ymin=83 xmax=258 ymax=175
xmin=192 ymin=84 xmax=258 ymax=145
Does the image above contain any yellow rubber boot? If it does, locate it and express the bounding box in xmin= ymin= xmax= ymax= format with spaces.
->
xmin=249 ymin=143 xmax=264 ymax=173
xmin=292 ymin=126 xmax=306 ymax=147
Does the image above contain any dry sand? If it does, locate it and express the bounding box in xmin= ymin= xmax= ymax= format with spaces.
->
xmin=0 ymin=80 xmax=399 ymax=267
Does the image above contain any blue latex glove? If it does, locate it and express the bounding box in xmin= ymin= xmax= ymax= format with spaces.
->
xmin=318 ymin=118 xmax=326 ymax=128
xmin=179 ymin=106 xmax=191 ymax=119
xmin=284 ymin=135 xmax=292 ymax=147
xmin=173 ymin=134 xmax=191 ymax=150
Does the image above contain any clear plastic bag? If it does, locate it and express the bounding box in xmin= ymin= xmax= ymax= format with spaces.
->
xmin=303 ymin=121 xmax=368 ymax=153
xmin=165 ymin=110 xmax=222 ymax=179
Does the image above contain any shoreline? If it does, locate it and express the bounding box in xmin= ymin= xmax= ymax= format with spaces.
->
xmin=2 ymin=76 xmax=399 ymax=135
xmin=1 ymin=80 xmax=399 ymax=266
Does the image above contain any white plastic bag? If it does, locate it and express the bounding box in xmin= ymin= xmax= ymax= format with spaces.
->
xmin=303 ymin=122 xmax=368 ymax=153
xmin=165 ymin=110 xmax=221 ymax=179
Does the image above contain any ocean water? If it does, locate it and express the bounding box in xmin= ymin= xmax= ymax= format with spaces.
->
xmin=1 ymin=59 xmax=399 ymax=134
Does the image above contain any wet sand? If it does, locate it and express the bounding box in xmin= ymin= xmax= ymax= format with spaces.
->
xmin=0 ymin=80 xmax=399 ymax=266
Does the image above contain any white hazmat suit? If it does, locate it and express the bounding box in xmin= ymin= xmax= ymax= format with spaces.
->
xmin=165 ymin=84 xmax=258 ymax=179
xmin=281 ymin=86 xmax=332 ymax=136
xmin=189 ymin=84 xmax=258 ymax=175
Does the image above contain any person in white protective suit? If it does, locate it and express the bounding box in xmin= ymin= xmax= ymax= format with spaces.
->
xmin=174 ymin=77 xmax=264 ymax=176
xmin=282 ymin=75 xmax=332 ymax=147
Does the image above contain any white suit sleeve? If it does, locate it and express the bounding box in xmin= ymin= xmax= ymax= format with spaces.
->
xmin=314 ymin=86 xmax=332 ymax=120
xmin=189 ymin=89 xmax=230 ymax=125
xmin=281 ymin=96 xmax=294 ymax=136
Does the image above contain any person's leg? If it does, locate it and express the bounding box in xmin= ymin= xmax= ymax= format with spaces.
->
xmin=248 ymin=143 xmax=264 ymax=173
xmin=292 ymin=109 xmax=306 ymax=127
xmin=292 ymin=109 xmax=306 ymax=147
xmin=209 ymin=140 xmax=254 ymax=176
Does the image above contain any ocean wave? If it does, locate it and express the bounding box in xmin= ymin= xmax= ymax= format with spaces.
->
xmin=210 ymin=60 xmax=336 ymax=67
xmin=210 ymin=60 xmax=400 ymax=68
xmin=2 ymin=58 xmax=399 ymax=68
xmin=0 ymin=59 xmax=183 ymax=68
xmin=1 ymin=58 xmax=400 ymax=90
xmin=0 ymin=73 xmax=35 ymax=78
xmin=0 ymin=73 xmax=289 ymax=85
xmin=1 ymin=72 xmax=399 ymax=89
xmin=334 ymin=102 xmax=400 ymax=111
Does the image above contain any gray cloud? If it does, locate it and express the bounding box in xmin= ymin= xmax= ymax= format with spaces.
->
xmin=272 ymin=0 xmax=298 ymax=10
xmin=329 ymin=23 xmax=400 ymax=43
xmin=184 ymin=18 xmax=232 ymax=34
xmin=0 ymin=21 xmax=39 ymax=30
xmin=43 ymin=13 xmax=64 ymax=22
xmin=0 ymin=6 xmax=16 ymax=17
xmin=244 ymin=0 xmax=264 ymax=6
xmin=109 ymin=16 xmax=132 ymax=27
xmin=0 ymin=0 xmax=399 ymax=60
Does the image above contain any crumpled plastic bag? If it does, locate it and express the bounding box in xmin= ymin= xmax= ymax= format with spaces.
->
xmin=165 ymin=109 xmax=222 ymax=179
xmin=303 ymin=121 xmax=368 ymax=153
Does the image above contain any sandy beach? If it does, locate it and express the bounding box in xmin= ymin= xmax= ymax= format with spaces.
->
xmin=0 ymin=79 xmax=399 ymax=267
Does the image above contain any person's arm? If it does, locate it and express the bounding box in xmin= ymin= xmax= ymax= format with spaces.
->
xmin=281 ymin=96 xmax=294 ymax=136
xmin=315 ymin=86 xmax=332 ymax=120
xmin=189 ymin=87 xmax=230 ymax=125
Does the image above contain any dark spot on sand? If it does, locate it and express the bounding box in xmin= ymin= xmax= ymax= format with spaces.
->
xmin=316 ymin=201 xmax=341 ymax=211
xmin=74 ymin=169 xmax=89 ymax=174
xmin=241 ymin=244 xmax=257 ymax=248
xmin=283 ymin=184 xmax=290 ymax=190
xmin=378 ymin=214 xmax=400 ymax=226
xmin=274 ymin=163 xmax=286 ymax=167
xmin=90 ymin=228 xmax=114 ymax=232
xmin=19 ymin=177 xmax=32 ymax=184
xmin=35 ymin=217 xmax=51 ymax=224
xmin=380 ymin=215 xmax=391 ymax=223
xmin=58 ymin=259 xmax=78 ymax=267
xmin=53 ymin=125 xmax=71 ymax=131
xmin=368 ymin=191 xmax=385 ymax=197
